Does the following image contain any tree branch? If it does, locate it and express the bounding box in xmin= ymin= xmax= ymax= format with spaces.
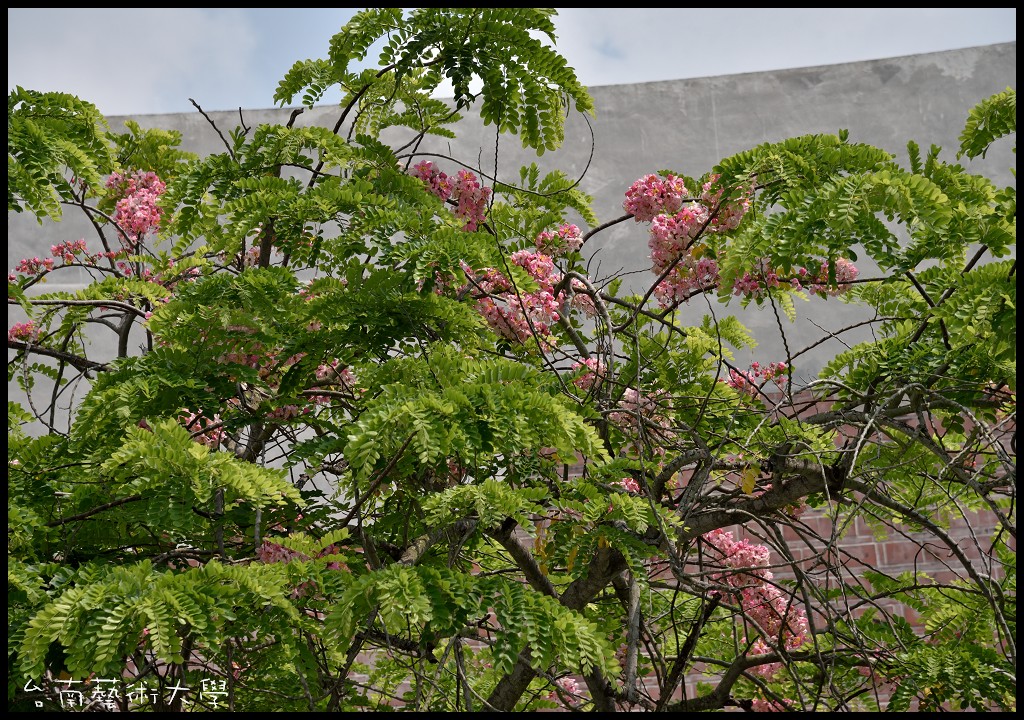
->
xmin=46 ymin=494 xmax=143 ymax=527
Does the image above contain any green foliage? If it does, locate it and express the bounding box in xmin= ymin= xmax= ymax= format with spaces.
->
xmin=887 ymin=643 xmax=1016 ymax=712
xmin=958 ymin=87 xmax=1016 ymax=159
xmin=107 ymin=119 xmax=197 ymax=181
xmin=327 ymin=567 xmax=618 ymax=678
xmin=18 ymin=560 xmax=300 ymax=680
xmin=101 ymin=419 xmax=302 ymax=509
xmin=8 ymin=87 xmax=114 ymax=220
xmin=277 ymin=8 xmax=593 ymax=153
xmin=345 ymin=348 xmax=608 ymax=481
xmin=423 ymin=479 xmax=547 ymax=532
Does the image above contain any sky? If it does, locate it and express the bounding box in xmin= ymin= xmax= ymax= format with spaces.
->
xmin=7 ymin=8 xmax=1017 ymax=118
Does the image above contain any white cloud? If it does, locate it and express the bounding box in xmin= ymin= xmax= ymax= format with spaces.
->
xmin=8 ymin=8 xmax=258 ymax=116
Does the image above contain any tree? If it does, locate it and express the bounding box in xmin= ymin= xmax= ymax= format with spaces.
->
xmin=8 ymin=8 xmax=1016 ymax=713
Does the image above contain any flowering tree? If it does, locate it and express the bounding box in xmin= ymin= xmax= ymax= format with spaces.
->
xmin=7 ymin=8 xmax=1016 ymax=713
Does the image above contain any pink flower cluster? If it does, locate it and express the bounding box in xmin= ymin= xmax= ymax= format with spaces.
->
xmin=411 ymin=161 xmax=491 ymax=232
xmin=412 ymin=160 xmax=453 ymax=201
xmin=653 ymin=255 xmax=721 ymax=308
xmin=239 ymin=246 xmax=262 ymax=269
xmin=700 ymin=174 xmax=752 ymax=232
xmin=306 ymin=361 xmax=360 ymax=406
xmin=608 ymin=387 xmax=675 ymax=457
xmin=702 ymin=528 xmax=809 ymax=675
xmin=10 ymin=256 xmax=55 ymax=280
xmin=750 ymin=698 xmax=792 ymax=712
xmin=570 ymin=358 xmax=607 ymax=392
xmin=8 ymin=321 xmax=39 ymax=342
xmin=256 ymin=540 xmax=346 ymax=599
xmin=534 ymin=223 xmax=583 ymax=256
xmin=452 ymin=169 xmax=491 ymax=231
xmin=548 ymin=675 xmax=580 ymax=704
xmin=216 ymin=337 xmax=362 ymax=417
xmin=106 ymin=170 xmax=166 ymax=246
xmin=609 ymin=387 xmax=669 ymax=430
xmin=240 ymin=348 xmax=307 ymax=384
xmin=623 ymin=173 xmax=752 ymax=305
xmin=179 ymin=410 xmax=225 ymax=449
xmin=623 ymin=173 xmax=688 ymax=222
xmin=733 ymin=258 xmax=858 ymax=299
xmin=468 ymin=249 xmax=566 ymax=349
xmin=220 ymin=348 xmax=262 ymax=371
xmin=266 ymin=404 xmax=306 ymax=421
xmin=314 ymin=359 xmax=357 ymax=389
xmin=615 ymin=477 xmax=641 ymax=493
xmin=725 ymin=361 xmax=789 ymax=396
xmin=568 ymin=278 xmax=597 ymax=317
xmin=731 ymin=258 xmax=782 ymax=298
xmin=511 ymin=249 xmax=561 ymax=288
xmin=649 ymin=206 xmax=709 ymax=273
xmin=50 ymin=239 xmax=89 ymax=264
xmin=10 ymin=245 xmax=125 ymax=282
xmin=805 ymin=258 xmax=859 ymax=297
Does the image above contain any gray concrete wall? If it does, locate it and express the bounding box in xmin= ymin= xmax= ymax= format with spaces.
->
xmin=8 ymin=42 xmax=1016 ymax=393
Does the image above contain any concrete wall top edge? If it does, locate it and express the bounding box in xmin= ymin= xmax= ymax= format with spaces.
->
xmin=99 ymin=42 xmax=1016 ymax=121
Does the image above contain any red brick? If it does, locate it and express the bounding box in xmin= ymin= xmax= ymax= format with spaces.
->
xmin=841 ymin=542 xmax=879 ymax=567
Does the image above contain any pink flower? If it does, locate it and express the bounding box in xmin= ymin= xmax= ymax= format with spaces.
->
xmin=648 ymin=206 xmax=709 ymax=273
xmin=571 ymin=358 xmax=606 ymax=391
xmin=535 ymin=223 xmax=583 ymax=256
xmin=106 ymin=170 xmax=166 ymax=246
xmin=266 ymin=404 xmax=304 ymax=420
xmin=257 ymin=541 xmax=347 ymax=598
xmin=49 ymin=239 xmax=88 ymax=264
xmin=623 ymin=173 xmax=688 ymax=222
xmin=548 ymin=675 xmax=581 ymax=704
xmin=12 ymin=256 xmax=55 ymax=277
xmin=413 ymin=163 xmax=491 ymax=231
xmin=556 ymin=676 xmax=579 ymax=695
xmin=451 ymin=169 xmax=491 ymax=231
xmin=8 ymin=321 xmax=39 ymax=342
xmin=653 ymin=255 xmax=720 ymax=307
xmin=700 ymin=174 xmax=752 ymax=232
xmin=750 ymin=697 xmax=791 ymax=712
xmin=569 ymin=278 xmax=597 ymax=317
xmin=702 ymin=529 xmax=809 ymax=670
xmin=412 ymin=160 xmax=453 ymax=201
xmin=732 ymin=259 xmax=781 ymax=299
xmin=616 ymin=477 xmax=641 ymax=493
xmin=725 ymin=361 xmax=789 ymax=396
xmin=807 ymin=257 xmax=859 ymax=297
xmin=179 ymin=409 xmax=225 ymax=449
xmin=465 ymin=250 xmax=564 ymax=350
xmin=609 ymin=387 xmax=669 ymax=430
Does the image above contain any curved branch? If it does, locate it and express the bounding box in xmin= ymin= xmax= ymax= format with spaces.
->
xmin=46 ymin=494 xmax=143 ymax=527
xmin=10 ymin=296 xmax=149 ymax=319
xmin=845 ymin=476 xmax=1015 ymax=666
xmin=8 ymin=339 xmax=108 ymax=373
xmin=190 ymin=98 xmax=236 ymax=161
xmin=485 ymin=545 xmax=628 ymax=711
xmin=487 ymin=518 xmax=558 ymax=597
xmin=399 ymin=518 xmax=478 ymax=566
